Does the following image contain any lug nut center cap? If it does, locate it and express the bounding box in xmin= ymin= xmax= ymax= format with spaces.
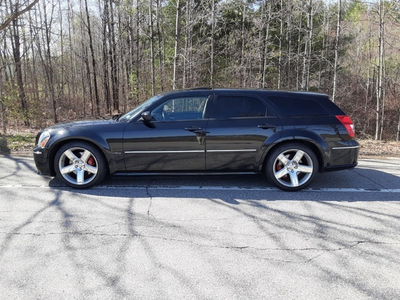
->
xmin=75 ymin=160 xmax=85 ymax=169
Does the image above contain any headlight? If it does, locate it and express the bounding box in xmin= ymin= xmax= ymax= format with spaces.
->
xmin=37 ymin=131 xmax=51 ymax=148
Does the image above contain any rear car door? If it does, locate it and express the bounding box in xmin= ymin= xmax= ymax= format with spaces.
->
xmin=205 ymin=94 xmax=282 ymax=171
xmin=123 ymin=95 xmax=211 ymax=171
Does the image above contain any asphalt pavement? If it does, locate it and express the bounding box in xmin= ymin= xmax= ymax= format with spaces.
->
xmin=0 ymin=155 xmax=400 ymax=299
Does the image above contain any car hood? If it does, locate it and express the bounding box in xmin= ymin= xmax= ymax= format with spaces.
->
xmin=45 ymin=119 xmax=117 ymax=131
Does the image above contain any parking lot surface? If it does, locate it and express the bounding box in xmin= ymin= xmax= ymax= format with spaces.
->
xmin=0 ymin=155 xmax=400 ymax=299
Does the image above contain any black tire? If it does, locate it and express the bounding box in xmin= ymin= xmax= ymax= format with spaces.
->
xmin=265 ymin=143 xmax=318 ymax=191
xmin=54 ymin=141 xmax=108 ymax=189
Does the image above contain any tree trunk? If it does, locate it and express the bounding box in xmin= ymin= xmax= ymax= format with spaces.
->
xmin=375 ymin=0 xmax=384 ymax=140
xmin=85 ymin=0 xmax=100 ymax=116
xmin=262 ymin=0 xmax=271 ymax=88
xmin=278 ymin=0 xmax=284 ymax=89
xmin=210 ymin=0 xmax=215 ymax=87
xmin=172 ymin=0 xmax=181 ymax=90
xmin=156 ymin=0 xmax=165 ymax=91
xmin=41 ymin=0 xmax=58 ymax=124
xmin=397 ymin=109 xmax=400 ymax=141
xmin=301 ymin=0 xmax=312 ymax=91
xmin=241 ymin=3 xmax=246 ymax=87
xmin=109 ymin=0 xmax=119 ymax=113
xmin=149 ymin=0 xmax=155 ymax=95
xmin=0 ymin=67 xmax=6 ymax=133
xmin=102 ymin=0 xmax=111 ymax=114
xmin=332 ymin=0 xmax=341 ymax=103
xmin=11 ymin=13 xmax=30 ymax=126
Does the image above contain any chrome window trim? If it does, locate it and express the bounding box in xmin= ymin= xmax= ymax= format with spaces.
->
xmin=125 ymin=149 xmax=257 ymax=154
xmin=207 ymin=149 xmax=257 ymax=153
xmin=125 ymin=150 xmax=204 ymax=154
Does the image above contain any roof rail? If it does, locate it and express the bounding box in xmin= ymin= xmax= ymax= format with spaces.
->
xmin=186 ymin=87 xmax=213 ymax=90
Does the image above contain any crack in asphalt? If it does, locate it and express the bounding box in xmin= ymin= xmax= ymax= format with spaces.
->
xmin=145 ymin=179 xmax=155 ymax=217
xmin=352 ymin=169 xmax=388 ymax=190
xmin=2 ymin=230 xmax=397 ymax=255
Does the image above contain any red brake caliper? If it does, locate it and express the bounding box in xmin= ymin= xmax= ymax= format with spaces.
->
xmin=276 ymin=163 xmax=287 ymax=179
xmin=87 ymin=156 xmax=95 ymax=166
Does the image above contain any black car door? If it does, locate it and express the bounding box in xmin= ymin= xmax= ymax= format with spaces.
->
xmin=205 ymin=94 xmax=282 ymax=171
xmin=123 ymin=95 xmax=211 ymax=171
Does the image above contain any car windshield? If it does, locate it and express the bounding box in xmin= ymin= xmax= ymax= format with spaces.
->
xmin=118 ymin=95 xmax=162 ymax=122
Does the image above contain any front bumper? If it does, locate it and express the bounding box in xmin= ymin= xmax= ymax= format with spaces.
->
xmin=33 ymin=147 xmax=54 ymax=176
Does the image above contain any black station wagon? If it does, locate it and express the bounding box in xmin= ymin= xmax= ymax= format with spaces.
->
xmin=33 ymin=89 xmax=359 ymax=191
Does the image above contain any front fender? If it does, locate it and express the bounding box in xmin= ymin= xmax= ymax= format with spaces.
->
xmin=46 ymin=123 xmax=127 ymax=174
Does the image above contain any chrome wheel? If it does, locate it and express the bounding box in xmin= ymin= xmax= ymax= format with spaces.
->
xmin=273 ymin=149 xmax=313 ymax=188
xmin=266 ymin=143 xmax=318 ymax=191
xmin=58 ymin=147 xmax=99 ymax=186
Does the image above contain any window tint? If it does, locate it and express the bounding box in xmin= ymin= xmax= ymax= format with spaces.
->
xmin=151 ymin=96 xmax=208 ymax=121
xmin=269 ymin=96 xmax=329 ymax=116
xmin=211 ymin=96 xmax=266 ymax=119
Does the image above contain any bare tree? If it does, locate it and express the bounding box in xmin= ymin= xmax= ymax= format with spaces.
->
xmin=210 ymin=0 xmax=216 ymax=87
xmin=375 ymin=0 xmax=385 ymax=140
xmin=332 ymin=0 xmax=341 ymax=103
xmin=10 ymin=1 xmax=30 ymax=125
xmin=0 ymin=0 xmax=39 ymax=31
xmin=173 ymin=0 xmax=182 ymax=90
xmin=84 ymin=0 xmax=100 ymax=116
xmin=149 ymin=0 xmax=155 ymax=95
xmin=301 ymin=0 xmax=313 ymax=91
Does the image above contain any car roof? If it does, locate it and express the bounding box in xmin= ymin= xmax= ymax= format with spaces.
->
xmin=158 ymin=88 xmax=329 ymax=98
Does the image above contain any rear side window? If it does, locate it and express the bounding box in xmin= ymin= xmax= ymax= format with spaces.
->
xmin=211 ymin=96 xmax=266 ymax=119
xmin=269 ymin=96 xmax=329 ymax=116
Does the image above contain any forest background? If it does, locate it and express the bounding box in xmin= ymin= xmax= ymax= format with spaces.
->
xmin=1 ymin=0 xmax=400 ymax=142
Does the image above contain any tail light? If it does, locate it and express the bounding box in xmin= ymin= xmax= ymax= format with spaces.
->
xmin=336 ymin=115 xmax=355 ymax=138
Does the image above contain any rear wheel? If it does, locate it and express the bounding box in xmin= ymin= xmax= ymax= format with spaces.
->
xmin=54 ymin=141 xmax=108 ymax=189
xmin=266 ymin=143 xmax=318 ymax=191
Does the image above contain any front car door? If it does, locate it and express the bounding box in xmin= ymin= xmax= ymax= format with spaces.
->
xmin=123 ymin=94 xmax=211 ymax=171
xmin=205 ymin=93 xmax=282 ymax=171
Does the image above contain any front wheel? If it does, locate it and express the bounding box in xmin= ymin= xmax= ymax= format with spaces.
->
xmin=54 ymin=141 xmax=108 ymax=189
xmin=266 ymin=143 xmax=318 ymax=191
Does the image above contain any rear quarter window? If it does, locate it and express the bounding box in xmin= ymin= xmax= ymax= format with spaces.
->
xmin=269 ymin=96 xmax=329 ymax=116
xmin=211 ymin=96 xmax=267 ymax=119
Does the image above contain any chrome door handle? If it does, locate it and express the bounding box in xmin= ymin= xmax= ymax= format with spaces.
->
xmin=185 ymin=126 xmax=202 ymax=132
xmin=258 ymin=124 xmax=276 ymax=129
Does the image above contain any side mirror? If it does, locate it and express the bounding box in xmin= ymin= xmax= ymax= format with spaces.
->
xmin=141 ymin=111 xmax=154 ymax=122
xmin=112 ymin=113 xmax=122 ymax=120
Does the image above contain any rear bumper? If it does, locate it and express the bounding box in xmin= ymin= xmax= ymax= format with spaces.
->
xmin=33 ymin=147 xmax=54 ymax=176
xmin=324 ymin=140 xmax=359 ymax=172
xmin=323 ymin=162 xmax=358 ymax=172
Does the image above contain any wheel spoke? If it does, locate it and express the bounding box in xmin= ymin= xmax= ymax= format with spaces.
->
xmin=275 ymin=168 xmax=289 ymax=179
xmin=292 ymin=150 xmax=304 ymax=163
xmin=64 ymin=150 xmax=78 ymax=161
xmin=297 ymin=165 xmax=313 ymax=173
xmin=80 ymin=150 xmax=91 ymax=163
xmin=60 ymin=165 xmax=76 ymax=175
xmin=277 ymin=153 xmax=289 ymax=165
xmin=76 ymin=169 xmax=85 ymax=185
xmin=289 ymin=172 xmax=299 ymax=187
xmin=85 ymin=164 xmax=98 ymax=175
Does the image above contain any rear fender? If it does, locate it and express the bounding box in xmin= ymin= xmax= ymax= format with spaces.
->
xmin=258 ymin=129 xmax=329 ymax=172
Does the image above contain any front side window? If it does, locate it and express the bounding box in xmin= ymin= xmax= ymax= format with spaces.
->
xmin=119 ymin=94 xmax=163 ymax=122
xmin=211 ymin=96 xmax=267 ymax=119
xmin=151 ymin=96 xmax=208 ymax=121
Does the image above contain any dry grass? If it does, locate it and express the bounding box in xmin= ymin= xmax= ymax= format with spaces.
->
xmin=358 ymin=140 xmax=400 ymax=158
